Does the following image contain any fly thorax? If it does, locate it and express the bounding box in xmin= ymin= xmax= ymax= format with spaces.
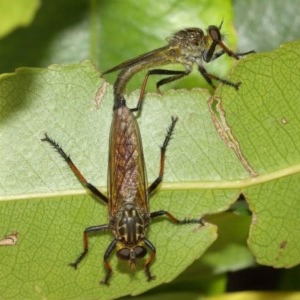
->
xmin=114 ymin=205 xmax=149 ymax=267
xmin=116 ymin=204 xmax=147 ymax=245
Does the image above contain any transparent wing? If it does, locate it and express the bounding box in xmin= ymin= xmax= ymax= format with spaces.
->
xmin=102 ymin=45 xmax=174 ymax=75
xmin=108 ymin=106 xmax=149 ymax=216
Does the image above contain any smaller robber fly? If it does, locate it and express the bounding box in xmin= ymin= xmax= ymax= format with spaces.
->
xmin=42 ymin=95 xmax=203 ymax=285
xmin=102 ymin=21 xmax=255 ymax=111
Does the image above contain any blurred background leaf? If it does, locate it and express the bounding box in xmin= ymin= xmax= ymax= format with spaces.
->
xmin=0 ymin=0 xmax=40 ymax=38
xmin=234 ymin=0 xmax=300 ymax=52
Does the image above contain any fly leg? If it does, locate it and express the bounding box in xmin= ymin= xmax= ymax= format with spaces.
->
xmin=198 ymin=65 xmax=241 ymax=90
xmin=148 ymin=116 xmax=178 ymax=194
xmin=100 ymin=239 xmax=118 ymax=285
xmin=69 ymin=224 xmax=110 ymax=269
xmin=41 ymin=133 xmax=108 ymax=203
xmin=143 ymin=239 xmax=157 ymax=282
xmin=148 ymin=117 xmax=205 ymax=224
xmin=42 ymin=134 xmax=113 ymax=283
xmin=150 ymin=210 xmax=205 ymax=225
xmin=132 ymin=69 xmax=190 ymax=113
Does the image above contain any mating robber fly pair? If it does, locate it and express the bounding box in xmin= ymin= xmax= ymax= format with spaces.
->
xmin=42 ymin=22 xmax=254 ymax=285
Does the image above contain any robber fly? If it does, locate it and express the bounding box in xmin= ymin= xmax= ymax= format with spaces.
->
xmin=42 ymin=95 xmax=203 ymax=285
xmin=102 ymin=21 xmax=255 ymax=111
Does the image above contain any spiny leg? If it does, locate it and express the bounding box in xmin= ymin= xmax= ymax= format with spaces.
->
xmin=42 ymin=134 xmax=112 ymax=283
xmin=149 ymin=116 xmax=205 ymax=225
xmin=100 ymin=239 xmax=118 ymax=286
xmin=41 ymin=133 xmax=108 ymax=203
xmin=69 ymin=224 xmax=110 ymax=270
xmin=132 ymin=69 xmax=189 ymax=112
xmin=148 ymin=116 xmax=178 ymax=194
xmin=198 ymin=65 xmax=241 ymax=90
xmin=150 ymin=210 xmax=205 ymax=225
xmin=143 ymin=239 xmax=157 ymax=282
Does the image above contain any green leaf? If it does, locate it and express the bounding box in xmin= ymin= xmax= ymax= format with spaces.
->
xmin=0 ymin=0 xmax=91 ymax=72
xmin=0 ymin=61 xmax=219 ymax=299
xmin=0 ymin=0 xmax=40 ymax=38
xmin=215 ymin=40 xmax=300 ymax=267
xmin=201 ymin=213 xmax=254 ymax=274
xmin=2 ymin=1 xmax=299 ymax=299
xmin=2 ymin=39 xmax=300 ymax=298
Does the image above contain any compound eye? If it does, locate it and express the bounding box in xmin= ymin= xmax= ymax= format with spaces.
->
xmin=208 ymin=25 xmax=222 ymax=42
xmin=134 ymin=246 xmax=147 ymax=258
xmin=117 ymin=248 xmax=130 ymax=260
xmin=117 ymin=247 xmax=147 ymax=260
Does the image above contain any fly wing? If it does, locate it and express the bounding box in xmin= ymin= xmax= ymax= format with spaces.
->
xmin=108 ymin=105 xmax=149 ymax=216
xmin=102 ymin=45 xmax=172 ymax=75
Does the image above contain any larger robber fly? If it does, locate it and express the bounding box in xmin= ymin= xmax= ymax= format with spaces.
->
xmin=42 ymin=95 xmax=203 ymax=285
xmin=103 ymin=22 xmax=255 ymax=111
